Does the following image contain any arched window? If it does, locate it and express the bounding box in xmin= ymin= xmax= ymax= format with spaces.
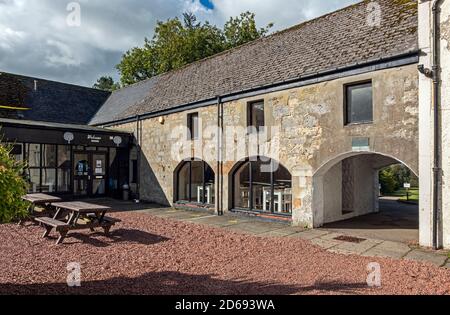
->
xmin=175 ymin=159 xmax=215 ymax=205
xmin=232 ymin=157 xmax=292 ymax=215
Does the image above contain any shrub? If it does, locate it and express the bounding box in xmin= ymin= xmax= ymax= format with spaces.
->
xmin=0 ymin=142 xmax=29 ymax=223
xmin=379 ymin=168 xmax=397 ymax=194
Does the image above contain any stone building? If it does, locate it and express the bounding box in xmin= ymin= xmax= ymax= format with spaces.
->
xmin=91 ymin=1 xmax=426 ymax=240
xmin=4 ymin=0 xmax=450 ymax=249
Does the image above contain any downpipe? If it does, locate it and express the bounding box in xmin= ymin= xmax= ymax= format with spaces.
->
xmin=418 ymin=0 xmax=443 ymax=250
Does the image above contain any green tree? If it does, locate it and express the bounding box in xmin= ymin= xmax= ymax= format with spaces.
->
xmin=0 ymin=142 xmax=29 ymax=223
xmin=116 ymin=11 xmax=273 ymax=85
xmin=379 ymin=168 xmax=397 ymax=194
xmin=93 ymin=76 xmax=121 ymax=91
xmin=223 ymin=11 xmax=273 ymax=48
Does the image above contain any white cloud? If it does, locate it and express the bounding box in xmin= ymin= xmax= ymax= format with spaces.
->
xmin=0 ymin=0 xmax=359 ymax=86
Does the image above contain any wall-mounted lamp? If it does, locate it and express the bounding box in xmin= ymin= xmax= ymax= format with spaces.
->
xmin=158 ymin=116 xmax=165 ymax=124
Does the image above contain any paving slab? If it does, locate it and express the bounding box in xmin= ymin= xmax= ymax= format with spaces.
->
xmin=362 ymin=241 xmax=412 ymax=259
xmin=224 ymin=222 xmax=286 ymax=234
xmin=444 ymin=262 xmax=450 ymax=269
xmin=289 ymin=230 xmax=330 ymax=240
xmin=181 ymin=215 xmax=237 ymax=226
xmin=331 ymin=239 xmax=381 ymax=255
xmin=310 ymin=238 xmax=342 ymax=250
xmin=319 ymin=232 xmax=344 ymax=241
xmin=404 ymin=250 xmax=448 ymax=267
xmin=259 ymin=229 xmax=298 ymax=238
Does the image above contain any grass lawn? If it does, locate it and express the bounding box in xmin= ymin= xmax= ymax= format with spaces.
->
xmin=385 ymin=188 xmax=419 ymax=203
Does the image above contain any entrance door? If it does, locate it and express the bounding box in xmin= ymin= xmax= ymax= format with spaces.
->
xmin=73 ymin=151 xmax=107 ymax=198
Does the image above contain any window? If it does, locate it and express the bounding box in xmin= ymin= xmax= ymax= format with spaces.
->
xmin=188 ymin=113 xmax=199 ymax=140
xmin=24 ymin=144 xmax=72 ymax=193
xmin=345 ymin=81 xmax=373 ymax=125
xmin=248 ymin=101 xmax=265 ymax=132
xmin=176 ymin=159 xmax=215 ymax=205
xmin=233 ymin=157 xmax=292 ymax=214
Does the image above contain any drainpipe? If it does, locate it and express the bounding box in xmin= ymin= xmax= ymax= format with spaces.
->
xmin=217 ymin=96 xmax=224 ymax=216
xmin=136 ymin=115 xmax=141 ymax=202
xmin=419 ymin=0 xmax=443 ymax=249
xmin=432 ymin=0 xmax=443 ymax=250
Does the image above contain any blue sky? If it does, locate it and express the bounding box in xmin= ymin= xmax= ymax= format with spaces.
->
xmin=200 ymin=0 xmax=214 ymax=10
xmin=0 ymin=0 xmax=359 ymax=87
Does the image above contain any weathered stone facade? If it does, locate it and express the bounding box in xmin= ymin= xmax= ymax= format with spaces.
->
xmin=110 ymin=64 xmax=419 ymax=229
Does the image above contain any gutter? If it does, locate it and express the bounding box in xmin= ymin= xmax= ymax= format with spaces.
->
xmin=418 ymin=0 xmax=443 ymax=250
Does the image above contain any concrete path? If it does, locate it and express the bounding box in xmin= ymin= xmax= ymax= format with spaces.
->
xmin=321 ymin=198 xmax=419 ymax=244
xmin=139 ymin=206 xmax=450 ymax=268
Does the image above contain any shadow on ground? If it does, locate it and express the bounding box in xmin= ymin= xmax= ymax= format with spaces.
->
xmin=48 ymin=229 xmax=170 ymax=248
xmin=0 ymin=271 xmax=369 ymax=295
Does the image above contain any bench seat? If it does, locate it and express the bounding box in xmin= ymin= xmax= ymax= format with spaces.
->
xmin=35 ymin=217 xmax=70 ymax=231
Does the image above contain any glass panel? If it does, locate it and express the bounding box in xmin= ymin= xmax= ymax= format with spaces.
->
xmin=234 ymin=162 xmax=250 ymax=209
xmin=26 ymin=168 xmax=40 ymax=193
xmin=9 ymin=144 xmax=23 ymax=162
xmin=58 ymin=145 xmax=71 ymax=168
xmin=41 ymin=169 xmax=56 ymax=193
xmin=190 ymin=161 xmax=203 ymax=203
xmin=57 ymin=169 xmax=71 ymax=192
xmin=25 ymin=144 xmax=40 ymax=167
xmin=204 ymin=164 xmax=215 ymax=205
xmin=74 ymin=153 xmax=89 ymax=176
xmin=93 ymin=154 xmax=106 ymax=176
xmin=252 ymin=159 xmax=272 ymax=212
xmin=92 ymin=179 xmax=106 ymax=195
xmin=109 ymin=148 xmax=117 ymax=167
xmin=273 ymin=162 xmax=292 ymax=214
xmin=346 ymin=82 xmax=373 ymax=124
xmin=189 ymin=113 xmax=199 ymax=140
xmin=250 ymin=101 xmax=265 ymax=132
xmin=74 ymin=179 xmax=88 ymax=196
xmin=42 ymin=144 xmax=57 ymax=167
xmin=97 ymin=147 xmax=108 ymax=152
xmin=177 ymin=162 xmax=190 ymax=202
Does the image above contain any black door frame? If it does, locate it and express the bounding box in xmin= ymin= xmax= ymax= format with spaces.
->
xmin=73 ymin=150 xmax=108 ymax=198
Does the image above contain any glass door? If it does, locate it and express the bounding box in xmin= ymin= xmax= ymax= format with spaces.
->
xmin=91 ymin=153 xmax=107 ymax=196
xmin=73 ymin=152 xmax=90 ymax=197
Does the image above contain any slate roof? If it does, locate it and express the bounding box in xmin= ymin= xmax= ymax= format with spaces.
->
xmin=0 ymin=72 xmax=110 ymax=125
xmin=92 ymin=0 xmax=417 ymax=125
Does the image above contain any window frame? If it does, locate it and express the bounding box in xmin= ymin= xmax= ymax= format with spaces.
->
xmin=344 ymin=80 xmax=374 ymax=126
xmin=187 ymin=112 xmax=199 ymax=140
xmin=247 ymin=100 xmax=265 ymax=133
xmin=175 ymin=159 xmax=215 ymax=205
xmin=231 ymin=157 xmax=292 ymax=216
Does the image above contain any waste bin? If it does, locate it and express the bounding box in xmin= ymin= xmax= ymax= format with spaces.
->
xmin=122 ymin=184 xmax=130 ymax=201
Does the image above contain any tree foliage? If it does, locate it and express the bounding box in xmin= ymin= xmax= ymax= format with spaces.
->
xmin=0 ymin=142 xmax=29 ymax=223
xmin=116 ymin=11 xmax=273 ymax=86
xmin=379 ymin=164 xmax=418 ymax=194
xmin=93 ymin=76 xmax=121 ymax=91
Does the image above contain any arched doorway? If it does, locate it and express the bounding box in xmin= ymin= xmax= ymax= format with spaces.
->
xmin=313 ymin=152 xmax=419 ymax=243
xmin=231 ymin=157 xmax=292 ymax=215
xmin=174 ymin=159 xmax=215 ymax=205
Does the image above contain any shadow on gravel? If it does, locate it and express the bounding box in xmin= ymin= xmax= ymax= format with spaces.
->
xmin=0 ymin=271 xmax=369 ymax=295
xmin=54 ymin=229 xmax=170 ymax=248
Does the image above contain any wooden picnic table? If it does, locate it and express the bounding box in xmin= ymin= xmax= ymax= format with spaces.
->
xmin=36 ymin=201 xmax=120 ymax=245
xmin=20 ymin=193 xmax=62 ymax=224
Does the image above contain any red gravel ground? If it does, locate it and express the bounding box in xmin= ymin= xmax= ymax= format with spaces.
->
xmin=0 ymin=212 xmax=449 ymax=295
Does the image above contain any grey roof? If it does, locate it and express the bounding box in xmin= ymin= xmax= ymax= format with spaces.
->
xmin=0 ymin=72 xmax=110 ymax=125
xmin=0 ymin=118 xmax=131 ymax=135
xmin=89 ymin=77 xmax=157 ymax=125
xmin=91 ymin=0 xmax=418 ymax=125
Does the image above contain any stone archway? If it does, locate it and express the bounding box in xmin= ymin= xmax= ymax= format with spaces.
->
xmin=312 ymin=151 xmax=418 ymax=229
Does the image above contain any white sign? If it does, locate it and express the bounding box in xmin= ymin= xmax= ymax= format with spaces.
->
xmin=404 ymin=183 xmax=411 ymax=189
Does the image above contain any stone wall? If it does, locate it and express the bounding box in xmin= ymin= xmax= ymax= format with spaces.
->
xmin=111 ymin=64 xmax=419 ymax=227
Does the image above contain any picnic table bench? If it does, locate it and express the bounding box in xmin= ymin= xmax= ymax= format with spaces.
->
xmin=35 ymin=201 xmax=121 ymax=245
xmin=20 ymin=194 xmax=62 ymax=224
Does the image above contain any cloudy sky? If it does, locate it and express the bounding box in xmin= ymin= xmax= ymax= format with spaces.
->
xmin=0 ymin=0 xmax=359 ymax=87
